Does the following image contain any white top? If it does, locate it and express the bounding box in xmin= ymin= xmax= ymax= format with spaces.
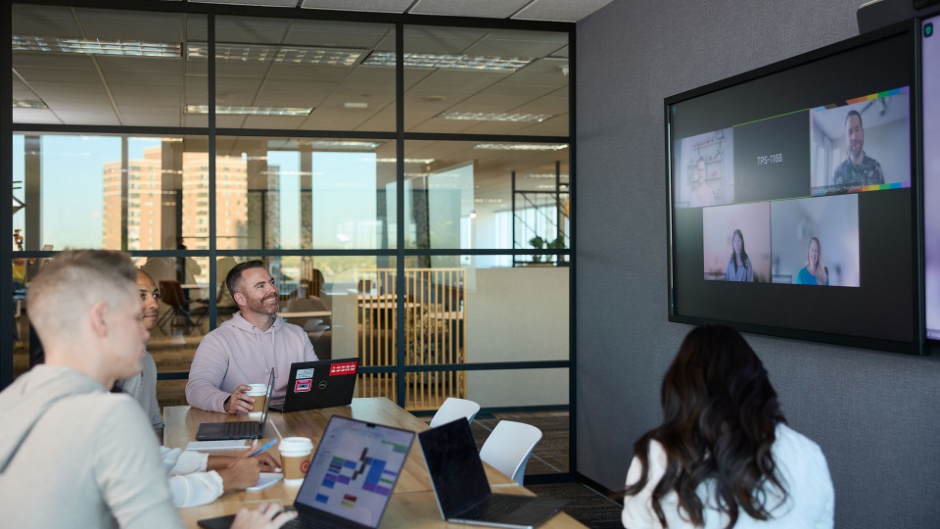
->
xmin=160 ymin=447 xmax=225 ymax=508
xmin=622 ymin=424 xmax=834 ymax=529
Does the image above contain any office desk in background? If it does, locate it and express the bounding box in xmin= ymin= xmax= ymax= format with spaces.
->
xmin=165 ymin=398 xmax=587 ymax=529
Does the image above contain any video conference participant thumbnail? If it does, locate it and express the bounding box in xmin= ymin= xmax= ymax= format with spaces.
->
xmin=770 ymin=194 xmax=860 ymax=287
xmin=810 ymin=89 xmax=911 ymax=195
xmin=702 ymin=203 xmax=771 ymax=282
xmin=673 ymin=128 xmax=734 ymax=209
xmin=732 ymin=111 xmax=811 ymax=203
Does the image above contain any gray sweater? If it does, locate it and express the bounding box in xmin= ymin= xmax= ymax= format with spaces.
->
xmin=186 ymin=312 xmax=317 ymax=412
xmin=0 ymin=365 xmax=182 ymax=528
xmin=117 ymin=352 xmax=164 ymax=431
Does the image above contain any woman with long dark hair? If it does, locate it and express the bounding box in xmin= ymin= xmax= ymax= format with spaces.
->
xmin=724 ymin=229 xmax=753 ymax=282
xmin=621 ymin=325 xmax=833 ymax=528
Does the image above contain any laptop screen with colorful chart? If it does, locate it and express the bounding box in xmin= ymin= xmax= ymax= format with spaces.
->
xmin=293 ymin=415 xmax=415 ymax=528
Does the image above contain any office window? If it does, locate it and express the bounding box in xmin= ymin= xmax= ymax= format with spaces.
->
xmin=403 ymin=140 xmax=569 ymax=251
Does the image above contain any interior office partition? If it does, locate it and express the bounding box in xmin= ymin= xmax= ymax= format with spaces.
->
xmin=4 ymin=2 xmax=576 ymax=479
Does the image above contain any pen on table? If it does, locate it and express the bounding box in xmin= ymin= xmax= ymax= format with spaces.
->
xmin=248 ymin=439 xmax=278 ymax=458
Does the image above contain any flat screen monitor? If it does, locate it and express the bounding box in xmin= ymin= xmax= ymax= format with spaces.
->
xmin=666 ymin=23 xmax=920 ymax=353
xmin=923 ymin=13 xmax=940 ymax=342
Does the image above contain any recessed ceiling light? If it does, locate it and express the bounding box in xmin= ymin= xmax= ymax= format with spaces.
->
xmin=376 ymin=158 xmax=435 ymax=164
xmin=344 ymin=102 xmax=368 ymax=109
xmin=308 ymin=140 xmax=383 ymax=150
xmin=363 ymin=51 xmax=533 ymax=72
xmin=14 ymin=35 xmax=181 ymax=57
xmin=437 ymin=111 xmax=554 ymax=123
xmin=13 ymin=99 xmax=48 ymax=109
xmin=185 ymin=105 xmax=312 ymax=116
xmin=473 ymin=143 xmax=568 ymax=151
xmin=187 ymin=43 xmax=365 ymax=66
xmin=525 ymin=173 xmax=569 ymax=179
xmin=423 ymin=95 xmax=447 ymax=102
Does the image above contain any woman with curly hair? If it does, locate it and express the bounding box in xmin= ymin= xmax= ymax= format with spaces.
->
xmin=621 ymin=325 xmax=834 ymax=528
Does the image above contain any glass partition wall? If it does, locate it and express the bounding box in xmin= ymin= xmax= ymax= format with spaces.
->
xmin=5 ymin=2 xmax=573 ymax=461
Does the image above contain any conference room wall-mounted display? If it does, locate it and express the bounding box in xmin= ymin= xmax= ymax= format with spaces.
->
xmin=665 ymin=21 xmax=921 ymax=354
xmin=921 ymin=11 xmax=940 ymax=346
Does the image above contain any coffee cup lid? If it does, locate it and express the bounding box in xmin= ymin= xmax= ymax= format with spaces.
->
xmin=280 ymin=436 xmax=313 ymax=453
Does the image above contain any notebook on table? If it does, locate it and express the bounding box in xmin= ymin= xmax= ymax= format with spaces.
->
xmin=197 ymin=415 xmax=416 ymax=529
xmin=270 ymin=358 xmax=359 ymax=413
xmin=195 ymin=371 xmax=274 ymax=441
xmin=418 ymin=418 xmax=568 ymax=529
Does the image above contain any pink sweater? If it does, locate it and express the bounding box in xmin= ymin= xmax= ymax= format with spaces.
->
xmin=185 ymin=312 xmax=317 ymax=412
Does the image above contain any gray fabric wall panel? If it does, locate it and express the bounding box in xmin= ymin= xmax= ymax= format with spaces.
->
xmin=575 ymin=1 xmax=940 ymax=527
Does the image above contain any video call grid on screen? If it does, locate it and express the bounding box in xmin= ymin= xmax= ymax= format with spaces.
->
xmin=667 ymin=25 xmax=919 ymax=352
xmin=923 ymin=13 xmax=940 ymax=342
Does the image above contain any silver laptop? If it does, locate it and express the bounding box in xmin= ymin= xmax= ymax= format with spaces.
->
xmin=198 ymin=415 xmax=416 ymax=529
xmin=418 ymin=418 xmax=567 ymax=529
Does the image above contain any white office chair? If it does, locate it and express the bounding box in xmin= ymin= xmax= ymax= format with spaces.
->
xmin=479 ymin=420 xmax=542 ymax=485
xmin=429 ymin=398 xmax=481 ymax=428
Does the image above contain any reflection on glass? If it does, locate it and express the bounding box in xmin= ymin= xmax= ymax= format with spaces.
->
xmin=12 ymin=134 xmax=208 ymax=251
xmin=215 ymin=137 xmax=392 ymax=250
xmin=12 ymin=6 xmax=206 ymax=127
xmin=404 ymin=26 xmax=569 ymax=136
xmin=403 ymin=141 xmax=570 ymax=253
xmin=214 ymin=17 xmax=395 ymax=131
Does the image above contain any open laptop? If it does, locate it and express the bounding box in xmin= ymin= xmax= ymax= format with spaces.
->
xmin=197 ymin=415 xmax=416 ymax=529
xmin=419 ymin=418 xmax=567 ymax=529
xmin=270 ymin=358 xmax=359 ymax=413
xmin=195 ymin=371 xmax=274 ymax=441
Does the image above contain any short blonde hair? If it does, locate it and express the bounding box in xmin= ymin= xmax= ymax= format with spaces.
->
xmin=28 ymin=250 xmax=138 ymax=343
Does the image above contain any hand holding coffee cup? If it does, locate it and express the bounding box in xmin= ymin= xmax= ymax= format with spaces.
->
xmin=280 ymin=437 xmax=314 ymax=485
xmin=246 ymin=384 xmax=269 ymax=419
xmin=225 ymin=384 xmax=255 ymax=415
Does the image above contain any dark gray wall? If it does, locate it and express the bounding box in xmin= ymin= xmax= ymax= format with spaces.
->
xmin=575 ymin=1 xmax=940 ymax=527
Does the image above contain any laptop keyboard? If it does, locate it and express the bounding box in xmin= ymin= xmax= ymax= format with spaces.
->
xmin=283 ymin=514 xmax=350 ymax=529
xmin=223 ymin=421 xmax=259 ymax=437
xmin=459 ymin=494 xmax=533 ymax=520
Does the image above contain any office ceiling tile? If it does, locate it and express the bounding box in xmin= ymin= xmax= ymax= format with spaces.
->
xmin=300 ymin=0 xmax=412 ymax=13
xmin=409 ymin=0 xmax=530 ymax=19
xmin=512 ymin=0 xmax=615 ymax=22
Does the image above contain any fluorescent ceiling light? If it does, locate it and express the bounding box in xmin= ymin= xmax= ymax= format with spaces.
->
xmin=473 ymin=143 xmax=568 ymax=151
xmin=363 ymin=51 xmax=533 ymax=72
xmin=525 ymin=173 xmax=569 ymax=179
xmin=13 ymin=99 xmax=48 ymax=109
xmin=187 ymin=43 xmax=365 ymax=66
xmin=13 ymin=35 xmax=181 ymax=57
xmin=377 ymin=158 xmax=435 ymax=164
xmin=185 ymin=105 xmax=312 ymax=116
xmin=437 ymin=111 xmax=554 ymax=122
xmin=308 ymin=140 xmax=383 ymax=150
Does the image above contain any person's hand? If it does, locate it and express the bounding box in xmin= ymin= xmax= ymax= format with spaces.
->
xmin=255 ymin=451 xmax=281 ymax=472
xmin=224 ymin=384 xmax=255 ymax=414
xmin=818 ymin=264 xmax=829 ymax=286
xmin=231 ymin=503 xmax=297 ymax=529
xmin=216 ymin=442 xmax=262 ymax=492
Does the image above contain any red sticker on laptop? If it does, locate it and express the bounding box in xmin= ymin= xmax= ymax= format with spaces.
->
xmin=330 ymin=361 xmax=358 ymax=376
xmin=294 ymin=379 xmax=312 ymax=392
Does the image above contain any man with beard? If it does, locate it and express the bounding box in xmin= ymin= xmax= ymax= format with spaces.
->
xmin=186 ymin=260 xmax=317 ymax=413
xmin=833 ymin=109 xmax=884 ymax=187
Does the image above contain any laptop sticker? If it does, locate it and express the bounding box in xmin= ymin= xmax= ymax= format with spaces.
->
xmin=297 ymin=368 xmax=315 ymax=379
xmin=295 ymin=379 xmax=312 ymax=392
xmin=330 ymin=361 xmax=358 ymax=376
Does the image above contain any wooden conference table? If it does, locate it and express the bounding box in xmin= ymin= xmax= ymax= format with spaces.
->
xmin=165 ymin=398 xmax=588 ymax=529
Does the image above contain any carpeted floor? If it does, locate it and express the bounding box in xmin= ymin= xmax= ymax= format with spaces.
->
xmin=468 ymin=411 xmax=623 ymax=528
xmin=527 ymin=482 xmax=624 ymax=529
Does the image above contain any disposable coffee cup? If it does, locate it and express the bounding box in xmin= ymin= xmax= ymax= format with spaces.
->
xmin=246 ymin=384 xmax=268 ymax=420
xmin=280 ymin=436 xmax=314 ymax=485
